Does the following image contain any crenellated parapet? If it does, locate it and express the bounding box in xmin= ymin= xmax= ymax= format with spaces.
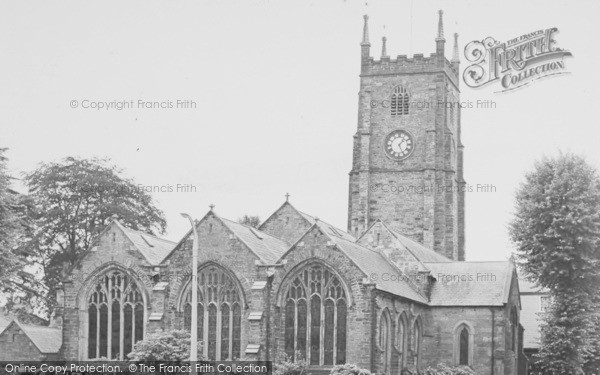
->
xmin=359 ymin=10 xmax=460 ymax=88
xmin=361 ymin=54 xmax=460 ymax=87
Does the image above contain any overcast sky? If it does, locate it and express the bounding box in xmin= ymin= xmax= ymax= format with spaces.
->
xmin=1 ymin=0 xmax=598 ymax=261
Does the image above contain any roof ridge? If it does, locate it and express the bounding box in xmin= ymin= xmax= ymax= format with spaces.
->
xmin=122 ymin=226 xmax=176 ymax=245
xmin=217 ymin=214 xmax=288 ymax=264
xmin=331 ymin=234 xmax=378 ymax=253
xmin=221 ymin=217 xmax=287 ymax=242
xmin=381 ymin=222 xmax=430 ymax=269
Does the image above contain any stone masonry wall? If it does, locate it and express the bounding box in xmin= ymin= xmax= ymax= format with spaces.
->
xmin=60 ymin=223 xmax=156 ymax=360
xmin=0 ymin=323 xmax=44 ymax=361
xmin=270 ymin=225 xmax=375 ymax=369
xmin=348 ymin=56 xmax=464 ymax=261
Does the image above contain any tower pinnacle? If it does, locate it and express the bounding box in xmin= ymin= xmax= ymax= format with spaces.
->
xmin=361 ymin=15 xmax=370 ymax=45
xmin=435 ymin=10 xmax=446 ymax=60
xmin=360 ymin=15 xmax=371 ymax=66
xmin=452 ymin=33 xmax=460 ymax=63
xmin=381 ymin=36 xmax=388 ymax=58
xmin=436 ymin=10 xmax=445 ymax=41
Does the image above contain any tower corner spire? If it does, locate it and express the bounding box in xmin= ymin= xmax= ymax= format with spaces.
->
xmin=452 ymin=32 xmax=460 ymax=65
xmin=361 ymin=15 xmax=371 ymax=65
xmin=361 ymin=14 xmax=370 ymax=46
xmin=435 ymin=10 xmax=446 ymax=59
xmin=381 ymin=36 xmax=388 ymax=59
xmin=436 ymin=10 xmax=445 ymax=42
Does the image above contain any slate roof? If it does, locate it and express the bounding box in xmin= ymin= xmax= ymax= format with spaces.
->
xmin=386 ymin=225 xmax=451 ymax=263
xmin=0 ymin=315 xmax=9 ymax=333
xmin=116 ymin=222 xmax=176 ymax=265
xmin=322 ymin=230 xmax=428 ymax=304
xmin=0 ymin=320 xmax=62 ymax=354
xmin=425 ymin=261 xmax=515 ymax=306
xmin=220 ymin=217 xmax=289 ymax=264
xmin=297 ymin=211 xmax=356 ymax=242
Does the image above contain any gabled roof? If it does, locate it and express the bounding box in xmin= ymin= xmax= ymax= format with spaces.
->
xmin=163 ymin=210 xmax=289 ymax=265
xmin=0 ymin=314 xmax=9 ymax=333
xmin=219 ymin=217 xmax=289 ymax=264
xmin=367 ymin=221 xmax=451 ymax=264
xmin=259 ymin=201 xmax=315 ymax=229
xmin=67 ymin=220 xmax=176 ymax=276
xmin=114 ymin=221 xmax=176 ymax=265
xmin=425 ymin=261 xmax=515 ymax=306
xmin=259 ymin=201 xmax=354 ymax=241
xmin=297 ymin=212 xmax=356 ymax=242
xmin=328 ymin=234 xmax=428 ymax=304
xmin=0 ymin=320 xmax=62 ymax=354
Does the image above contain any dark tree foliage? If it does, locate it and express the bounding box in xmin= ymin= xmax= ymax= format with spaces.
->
xmin=23 ymin=157 xmax=167 ymax=313
xmin=238 ymin=214 xmax=261 ymax=229
xmin=0 ymin=148 xmax=28 ymax=297
xmin=510 ymin=153 xmax=600 ymax=375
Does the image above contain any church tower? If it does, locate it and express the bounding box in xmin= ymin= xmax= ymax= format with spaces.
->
xmin=348 ymin=12 xmax=466 ymax=260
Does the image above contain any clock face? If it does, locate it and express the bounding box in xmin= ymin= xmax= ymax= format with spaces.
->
xmin=384 ymin=130 xmax=414 ymax=160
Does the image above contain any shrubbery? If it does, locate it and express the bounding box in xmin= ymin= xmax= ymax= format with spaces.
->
xmin=127 ymin=330 xmax=203 ymax=362
xmin=420 ymin=363 xmax=474 ymax=375
xmin=329 ymin=364 xmax=372 ymax=375
xmin=274 ymin=354 xmax=308 ymax=375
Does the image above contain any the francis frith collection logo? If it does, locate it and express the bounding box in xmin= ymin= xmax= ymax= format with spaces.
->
xmin=463 ymin=28 xmax=572 ymax=92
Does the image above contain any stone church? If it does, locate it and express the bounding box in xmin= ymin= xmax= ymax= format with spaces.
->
xmin=1 ymin=11 xmax=525 ymax=375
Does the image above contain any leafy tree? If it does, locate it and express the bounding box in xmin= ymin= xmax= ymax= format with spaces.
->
xmin=510 ymin=153 xmax=600 ymax=374
xmin=127 ymin=330 xmax=203 ymax=362
xmin=23 ymin=157 xmax=166 ymax=313
xmin=238 ymin=214 xmax=261 ymax=228
xmin=0 ymin=148 xmax=28 ymax=300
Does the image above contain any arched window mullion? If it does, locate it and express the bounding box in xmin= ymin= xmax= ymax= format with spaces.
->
xmin=119 ymin=301 xmax=124 ymax=360
xmin=107 ymin=274 xmax=113 ymax=358
xmin=96 ymin=302 xmax=101 ymax=358
xmin=228 ymin=302 xmax=234 ymax=360
xmin=182 ymin=266 xmax=242 ymax=361
xmin=88 ymin=271 xmax=144 ymax=360
xmin=332 ymin=297 xmax=338 ymax=365
xmin=284 ymin=265 xmax=347 ymax=366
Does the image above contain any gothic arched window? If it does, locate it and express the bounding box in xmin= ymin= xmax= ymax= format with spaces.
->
xmin=459 ymin=328 xmax=469 ymax=364
xmin=453 ymin=322 xmax=473 ymax=366
xmin=87 ymin=270 xmax=144 ymax=360
xmin=379 ymin=309 xmax=392 ymax=373
xmin=284 ymin=264 xmax=347 ymax=365
xmin=391 ymin=86 xmax=409 ymax=116
xmin=182 ymin=265 xmax=242 ymax=360
xmin=511 ymin=308 xmax=518 ymax=352
xmin=412 ymin=319 xmax=422 ymax=366
xmin=395 ymin=313 xmax=408 ymax=371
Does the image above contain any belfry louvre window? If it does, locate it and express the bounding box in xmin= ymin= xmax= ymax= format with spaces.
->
xmin=391 ymin=86 xmax=409 ymax=116
xmin=284 ymin=264 xmax=347 ymax=365
xmin=87 ymin=271 xmax=144 ymax=360
xmin=182 ymin=265 xmax=242 ymax=360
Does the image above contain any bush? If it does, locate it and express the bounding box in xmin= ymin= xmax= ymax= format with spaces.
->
xmin=127 ymin=330 xmax=203 ymax=362
xmin=420 ymin=363 xmax=474 ymax=375
xmin=274 ymin=354 xmax=308 ymax=375
xmin=330 ymin=364 xmax=372 ymax=375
